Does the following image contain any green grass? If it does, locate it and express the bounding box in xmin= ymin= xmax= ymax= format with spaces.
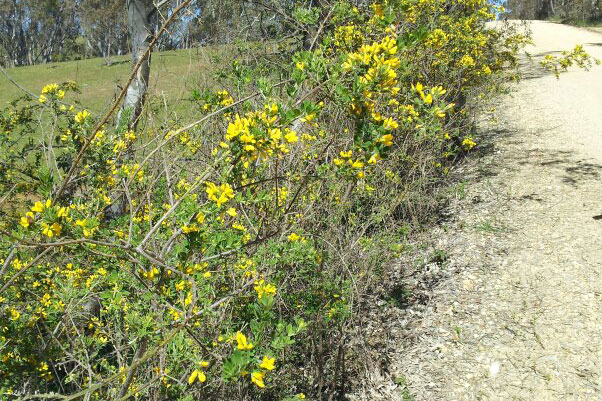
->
xmin=547 ymin=16 xmax=602 ymax=28
xmin=473 ymin=217 xmax=505 ymax=233
xmin=0 ymin=47 xmax=223 ymax=115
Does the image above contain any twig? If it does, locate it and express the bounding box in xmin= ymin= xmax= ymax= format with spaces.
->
xmin=116 ymin=337 xmax=148 ymax=399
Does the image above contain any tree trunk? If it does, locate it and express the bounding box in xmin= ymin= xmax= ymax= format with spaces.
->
xmin=537 ymin=0 xmax=551 ymax=19
xmin=119 ymin=0 xmax=155 ymax=129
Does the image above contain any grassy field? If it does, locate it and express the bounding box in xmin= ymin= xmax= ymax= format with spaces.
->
xmin=0 ymin=47 xmax=225 ymax=115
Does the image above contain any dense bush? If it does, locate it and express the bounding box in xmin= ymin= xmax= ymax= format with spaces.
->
xmin=0 ymin=1 xmax=525 ymax=399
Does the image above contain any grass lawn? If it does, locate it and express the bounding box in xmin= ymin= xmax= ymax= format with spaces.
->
xmin=0 ymin=47 xmax=225 ymax=115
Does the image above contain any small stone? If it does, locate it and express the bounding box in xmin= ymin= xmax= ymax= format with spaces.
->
xmin=489 ymin=361 xmax=501 ymax=377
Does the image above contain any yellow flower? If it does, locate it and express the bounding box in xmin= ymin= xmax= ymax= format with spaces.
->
xmin=205 ymin=182 xmax=235 ymax=208
xmin=300 ymin=113 xmax=315 ymax=122
xmin=188 ymin=369 xmax=206 ymax=385
xmin=268 ymin=128 xmax=282 ymax=141
xmin=382 ymin=117 xmax=398 ymax=131
xmin=295 ymin=62 xmax=305 ymax=70
xmin=266 ymin=103 xmax=278 ymax=115
xmin=254 ymin=280 xmax=277 ymax=299
xmin=259 ymin=356 xmax=276 ymax=371
xmin=38 ymin=94 xmax=47 ymax=104
xmin=284 ymin=129 xmax=298 ymax=143
xmin=458 ymin=54 xmax=476 ymax=68
xmin=372 ymin=3 xmax=384 ymax=17
xmin=462 ymin=137 xmax=477 ymax=149
xmin=20 ymin=212 xmax=34 ymax=228
xmin=31 ymin=200 xmax=48 ymax=213
xmin=368 ymin=154 xmax=381 ymax=164
xmin=9 ymin=308 xmax=20 ymax=321
xmin=287 ymin=233 xmax=301 ymax=242
xmin=340 ymin=150 xmax=352 ymax=158
xmin=226 ymin=114 xmax=251 ymax=140
xmin=351 ymin=160 xmax=364 ymax=169
xmin=42 ymin=83 xmax=59 ymax=94
xmin=379 ymin=134 xmax=394 ymax=146
xmin=240 ymin=133 xmax=256 ymax=144
xmin=226 ymin=208 xmax=237 ymax=217
xmin=57 ymin=90 xmax=65 ymax=100
xmin=41 ymin=222 xmax=61 ymax=238
xmin=232 ymin=223 xmax=246 ymax=231
xmin=74 ymin=110 xmax=90 ymax=124
xmin=251 ymin=371 xmax=265 ymax=388
xmin=333 ymin=158 xmax=344 ymax=166
xmin=235 ymin=332 xmax=254 ymax=350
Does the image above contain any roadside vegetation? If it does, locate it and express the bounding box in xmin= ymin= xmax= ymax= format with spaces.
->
xmin=0 ymin=0 xmax=527 ymax=399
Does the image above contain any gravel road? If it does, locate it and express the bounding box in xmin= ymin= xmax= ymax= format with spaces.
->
xmin=353 ymin=20 xmax=602 ymax=401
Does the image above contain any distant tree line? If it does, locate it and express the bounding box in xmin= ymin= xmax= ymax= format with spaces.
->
xmin=503 ymin=0 xmax=602 ymax=22
xmin=0 ymin=0 xmax=309 ymax=67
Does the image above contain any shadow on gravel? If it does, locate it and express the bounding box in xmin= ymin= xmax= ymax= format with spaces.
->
xmin=474 ymin=123 xmax=602 ymax=189
xmin=563 ymin=161 xmax=602 ymax=186
xmin=518 ymin=52 xmax=562 ymax=80
xmin=510 ymin=146 xmax=602 ymax=187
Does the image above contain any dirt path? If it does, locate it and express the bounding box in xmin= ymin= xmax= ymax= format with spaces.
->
xmin=353 ymin=21 xmax=602 ymax=401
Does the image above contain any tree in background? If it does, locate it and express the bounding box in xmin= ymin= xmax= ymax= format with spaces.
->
xmin=0 ymin=0 xmax=79 ymax=67
xmin=79 ymin=0 xmax=129 ymax=59
xmin=503 ymin=0 xmax=602 ymax=22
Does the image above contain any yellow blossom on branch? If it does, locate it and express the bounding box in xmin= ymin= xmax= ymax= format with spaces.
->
xmin=74 ymin=110 xmax=90 ymax=124
xmin=205 ymin=182 xmax=235 ymax=207
xmin=188 ymin=369 xmax=206 ymax=385
xmin=259 ymin=356 xmax=276 ymax=371
xmin=235 ymin=332 xmax=254 ymax=350
xmin=251 ymin=371 xmax=266 ymax=388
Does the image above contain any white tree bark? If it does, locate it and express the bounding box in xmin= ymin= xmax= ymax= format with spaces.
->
xmin=119 ymin=0 xmax=155 ymax=129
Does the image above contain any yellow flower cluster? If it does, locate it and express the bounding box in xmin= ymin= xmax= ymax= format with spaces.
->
xmin=426 ymin=28 xmax=449 ymax=47
xmin=182 ymin=212 xmax=205 ymax=234
xmin=224 ymin=105 xmax=300 ymax=164
xmin=343 ymin=35 xmax=400 ymax=93
xmin=235 ymin=331 xmax=253 ymax=350
xmin=254 ymin=279 xmax=276 ymax=299
xmin=462 ymin=137 xmax=477 ymax=150
xmin=250 ymin=355 xmax=276 ymax=387
xmin=205 ymin=182 xmax=235 ymax=208
xmin=74 ymin=110 xmax=91 ymax=124
xmin=39 ymin=83 xmax=65 ymax=103
xmin=19 ymin=199 xmax=74 ymax=239
xmin=217 ymin=90 xmax=234 ymax=106
xmin=334 ymin=24 xmax=364 ymax=48
xmin=188 ymin=360 xmax=210 ymax=385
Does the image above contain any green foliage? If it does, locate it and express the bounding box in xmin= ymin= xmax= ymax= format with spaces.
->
xmin=539 ymin=44 xmax=601 ymax=77
xmin=0 ymin=1 xmax=524 ymax=400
